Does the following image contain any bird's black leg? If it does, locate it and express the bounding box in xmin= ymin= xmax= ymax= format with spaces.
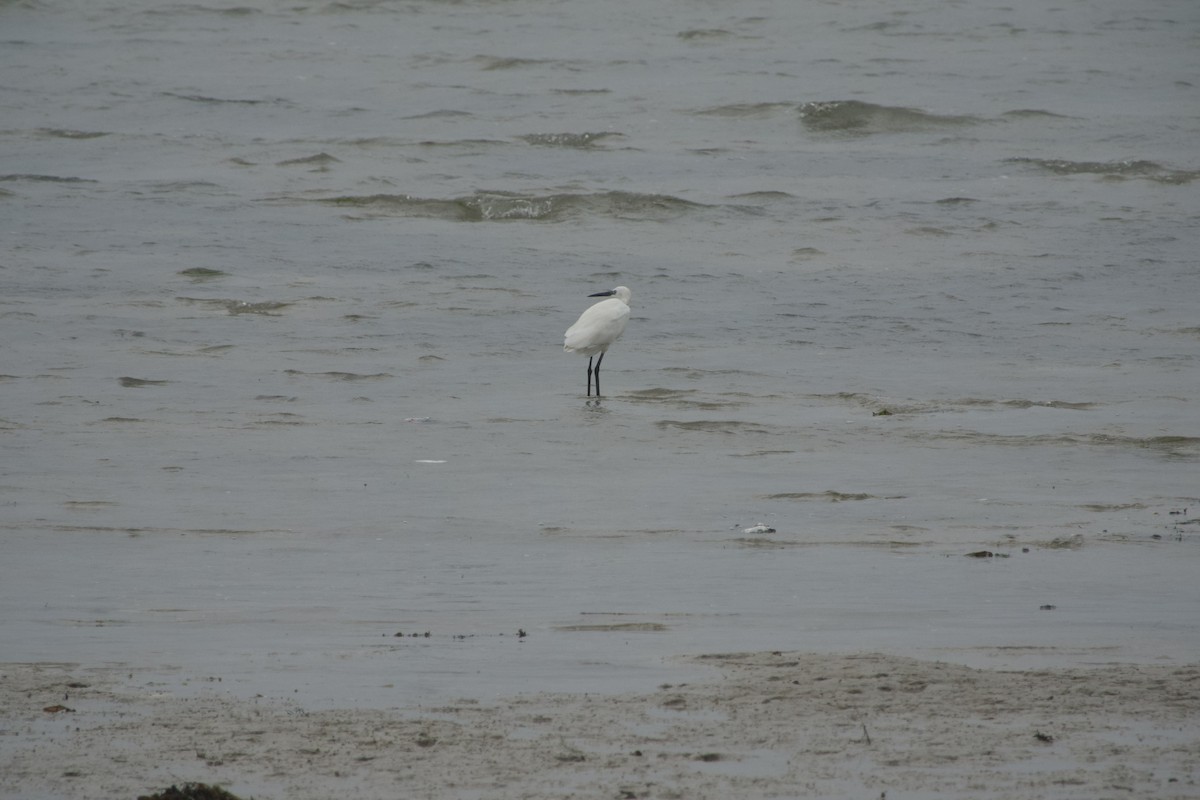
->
xmin=593 ymin=351 xmax=605 ymax=397
xmin=586 ymin=356 xmax=594 ymax=397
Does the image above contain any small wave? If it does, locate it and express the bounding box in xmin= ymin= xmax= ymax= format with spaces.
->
xmin=760 ymin=491 xmax=879 ymax=502
xmin=677 ymin=28 xmax=736 ymax=41
xmin=1006 ymin=157 xmax=1163 ymax=175
xmin=162 ymin=92 xmax=284 ymax=106
xmin=146 ymin=180 xmax=224 ymax=194
xmin=38 ymin=524 xmax=289 ymax=535
xmin=35 ymin=128 xmax=109 ymax=139
xmin=284 ymin=370 xmax=392 ymax=382
xmin=811 ymin=391 xmax=883 ymax=407
xmin=519 ymin=132 xmax=623 ymax=148
xmin=732 ymin=190 xmax=796 ymax=200
xmin=627 ymin=388 xmax=747 ymax=410
xmin=118 ymin=377 xmax=169 ymax=388
xmin=474 ymin=55 xmax=554 ymax=71
xmin=315 ymin=190 xmax=713 ymax=222
xmin=402 ymin=109 xmax=473 ymax=120
xmin=0 ymin=174 xmax=98 ymax=183
xmin=799 ymin=100 xmax=980 ymax=134
xmin=627 ymin=388 xmax=696 ymax=401
xmin=276 ymin=152 xmax=341 ymax=167
xmin=146 ymin=4 xmax=259 ymax=15
xmin=177 ymin=297 xmax=293 ymax=315
xmin=734 ymin=538 xmax=918 ymax=550
xmin=999 ymin=399 xmax=1095 ymax=410
xmin=655 ymin=419 xmax=773 ymax=434
xmin=1005 ymin=157 xmax=1198 ymax=184
xmin=252 ymin=414 xmax=307 ymax=426
xmin=1000 ymin=109 xmax=1073 ymax=120
xmin=1079 ymin=502 xmax=1149 ymax=512
xmin=178 ymin=267 xmax=229 ymax=283
xmin=820 ymin=394 xmax=1097 ymax=414
xmin=790 ymin=247 xmax=825 ymax=261
xmin=940 ymin=398 xmax=1096 ymax=411
xmin=413 ymin=138 xmax=507 ymax=149
xmin=63 ymin=500 xmax=119 ymax=510
xmin=315 ymin=2 xmax=402 ymax=14
xmin=692 ymin=102 xmax=795 ymax=118
xmin=555 ymin=622 xmax=668 ymax=632
xmin=924 ymin=431 xmax=1200 ymax=459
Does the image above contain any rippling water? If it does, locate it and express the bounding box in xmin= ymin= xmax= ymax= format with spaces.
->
xmin=2 ymin=0 xmax=1198 ymax=705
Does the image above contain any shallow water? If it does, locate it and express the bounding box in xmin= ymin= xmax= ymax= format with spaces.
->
xmin=2 ymin=0 xmax=1198 ymax=708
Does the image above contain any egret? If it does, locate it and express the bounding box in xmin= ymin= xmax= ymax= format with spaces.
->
xmin=563 ymin=286 xmax=632 ymax=397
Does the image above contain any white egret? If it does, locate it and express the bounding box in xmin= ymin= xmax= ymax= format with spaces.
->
xmin=563 ymin=286 xmax=632 ymax=397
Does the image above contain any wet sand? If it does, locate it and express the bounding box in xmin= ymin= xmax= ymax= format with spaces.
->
xmin=4 ymin=652 xmax=1198 ymax=799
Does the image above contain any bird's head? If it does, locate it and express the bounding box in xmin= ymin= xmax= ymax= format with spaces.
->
xmin=589 ymin=286 xmax=632 ymax=305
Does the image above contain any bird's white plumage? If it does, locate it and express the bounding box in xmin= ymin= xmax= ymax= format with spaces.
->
xmin=563 ymin=286 xmax=632 ymax=356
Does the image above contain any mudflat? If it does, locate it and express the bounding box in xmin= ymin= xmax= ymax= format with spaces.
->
xmin=4 ymin=651 xmax=1197 ymax=799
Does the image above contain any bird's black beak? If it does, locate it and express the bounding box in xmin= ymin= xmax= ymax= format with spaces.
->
xmin=588 ymin=289 xmax=617 ymax=297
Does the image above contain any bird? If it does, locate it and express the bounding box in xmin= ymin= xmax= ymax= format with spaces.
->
xmin=563 ymin=286 xmax=632 ymax=397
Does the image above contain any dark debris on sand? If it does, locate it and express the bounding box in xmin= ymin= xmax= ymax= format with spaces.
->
xmin=137 ymin=783 xmax=248 ymax=800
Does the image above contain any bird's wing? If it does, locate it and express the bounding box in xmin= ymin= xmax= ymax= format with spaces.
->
xmin=564 ymin=299 xmax=630 ymax=351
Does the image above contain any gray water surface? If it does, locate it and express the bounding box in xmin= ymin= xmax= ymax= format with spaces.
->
xmin=2 ymin=0 xmax=1198 ymax=707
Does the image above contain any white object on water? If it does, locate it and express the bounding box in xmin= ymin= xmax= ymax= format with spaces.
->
xmin=563 ymin=285 xmax=632 ymax=397
xmin=742 ymin=523 xmax=776 ymax=535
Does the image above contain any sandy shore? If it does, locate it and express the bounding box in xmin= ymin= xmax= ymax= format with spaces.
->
xmin=3 ymin=652 xmax=1197 ymax=799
